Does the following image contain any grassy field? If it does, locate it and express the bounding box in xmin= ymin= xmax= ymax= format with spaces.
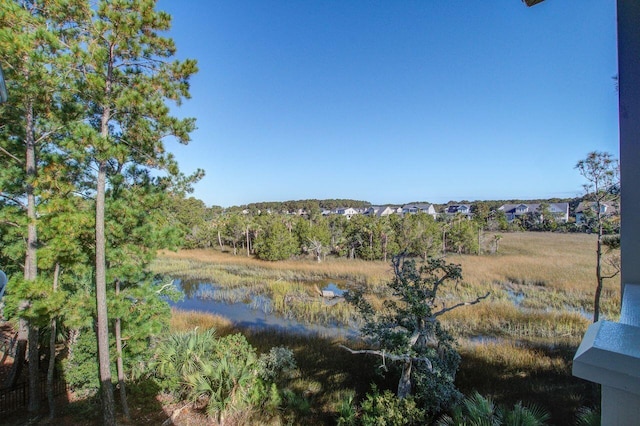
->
xmin=154 ymin=232 xmax=620 ymax=425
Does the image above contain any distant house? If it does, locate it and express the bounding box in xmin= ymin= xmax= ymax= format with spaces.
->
xmin=445 ymin=204 xmax=472 ymax=218
xmin=499 ymin=203 xmax=569 ymax=223
xmin=575 ymin=201 xmax=619 ymax=225
xmin=402 ymin=203 xmax=437 ymax=219
xmin=336 ymin=207 xmax=359 ymax=219
xmin=365 ymin=206 xmax=399 ymax=217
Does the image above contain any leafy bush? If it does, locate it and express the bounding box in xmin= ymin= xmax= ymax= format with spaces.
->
xmin=437 ymin=391 xmax=550 ymax=426
xmin=575 ymin=406 xmax=600 ymax=426
xmin=282 ymin=388 xmax=311 ymax=415
xmin=152 ymin=329 xmax=290 ymax=423
xmin=254 ymin=219 xmax=297 ymax=261
xmin=359 ymin=386 xmax=426 ymax=426
xmin=62 ymin=330 xmax=102 ymax=397
xmin=150 ymin=327 xmax=218 ymax=395
xmin=257 ymin=345 xmax=297 ymax=383
xmin=337 ymin=391 xmax=357 ymax=426
xmin=185 ymin=341 xmax=257 ymax=421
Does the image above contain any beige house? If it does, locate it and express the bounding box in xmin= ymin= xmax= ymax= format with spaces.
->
xmin=575 ymin=201 xmax=619 ymax=225
xmin=365 ymin=205 xmax=401 ymax=217
xmin=401 ymin=203 xmax=437 ymax=218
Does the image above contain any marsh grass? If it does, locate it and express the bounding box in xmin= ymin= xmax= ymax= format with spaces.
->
xmin=169 ymin=308 xmax=236 ymax=335
xmin=157 ymin=248 xmax=393 ymax=285
xmin=156 ymin=232 xmax=618 ymax=424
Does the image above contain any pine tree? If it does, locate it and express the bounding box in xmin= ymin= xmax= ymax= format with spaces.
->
xmin=70 ymin=2 xmax=197 ymax=422
xmin=0 ymin=0 xmax=86 ymax=412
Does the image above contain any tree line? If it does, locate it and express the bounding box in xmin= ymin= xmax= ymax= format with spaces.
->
xmin=169 ymin=195 xmax=620 ymax=263
xmin=171 ymin=202 xmax=508 ymax=261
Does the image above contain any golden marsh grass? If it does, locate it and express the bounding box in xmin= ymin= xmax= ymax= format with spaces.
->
xmin=156 ymin=232 xmax=621 ymax=330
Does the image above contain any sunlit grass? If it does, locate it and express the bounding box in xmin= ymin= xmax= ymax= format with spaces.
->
xmin=157 ymin=248 xmax=394 ymax=285
xmin=169 ymin=308 xmax=236 ymax=335
xmin=154 ymin=232 xmax=621 ymax=329
xmin=156 ymin=232 xmax=618 ymax=424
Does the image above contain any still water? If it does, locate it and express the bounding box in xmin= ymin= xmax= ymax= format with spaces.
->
xmin=169 ymin=280 xmax=357 ymax=339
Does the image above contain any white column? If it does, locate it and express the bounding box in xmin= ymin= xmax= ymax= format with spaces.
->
xmin=573 ymin=3 xmax=640 ymax=425
xmin=619 ymin=0 xmax=640 ymax=292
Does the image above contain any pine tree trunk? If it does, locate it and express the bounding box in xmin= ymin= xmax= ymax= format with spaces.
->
xmin=115 ymin=280 xmax=130 ymax=420
xmin=47 ymin=317 xmax=56 ymax=419
xmin=96 ymin=160 xmax=116 ymax=426
xmin=47 ymin=264 xmax=60 ymax=420
xmin=25 ymin=99 xmax=39 ymax=413
xmin=96 ymin=49 xmax=116 ymax=422
xmin=27 ymin=321 xmax=39 ymax=413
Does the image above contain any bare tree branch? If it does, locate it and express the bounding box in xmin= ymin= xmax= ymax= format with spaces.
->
xmin=433 ymin=292 xmax=490 ymax=318
xmin=33 ymin=126 xmax=64 ymax=145
xmin=339 ymin=345 xmax=433 ymax=371
xmin=0 ymin=146 xmax=22 ymax=163
xmin=155 ymin=281 xmax=175 ymax=294
xmin=0 ymin=220 xmax=21 ymax=228
xmin=0 ymin=193 xmax=27 ymax=210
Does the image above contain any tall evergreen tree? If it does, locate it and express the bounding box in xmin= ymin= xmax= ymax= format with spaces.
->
xmin=70 ymin=1 xmax=197 ymax=422
xmin=0 ymin=0 xmax=86 ymax=412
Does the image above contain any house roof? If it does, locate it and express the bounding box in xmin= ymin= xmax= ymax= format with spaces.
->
xmin=575 ymin=201 xmax=619 ymax=215
xmin=446 ymin=204 xmax=471 ymax=214
xmin=499 ymin=203 xmax=569 ymax=214
xmin=402 ymin=203 xmax=434 ymax=211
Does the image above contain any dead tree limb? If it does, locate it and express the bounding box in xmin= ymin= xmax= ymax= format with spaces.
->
xmin=338 ymin=345 xmax=433 ymax=371
xmin=433 ymin=292 xmax=490 ymax=318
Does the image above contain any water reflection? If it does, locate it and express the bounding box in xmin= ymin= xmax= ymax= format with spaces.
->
xmin=170 ymin=279 xmax=357 ymax=339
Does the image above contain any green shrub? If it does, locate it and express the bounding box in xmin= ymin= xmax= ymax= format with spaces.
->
xmin=257 ymin=345 xmax=297 ymax=383
xmin=575 ymin=406 xmax=600 ymax=426
xmin=152 ymin=329 xmax=289 ymax=423
xmin=359 ymin=386 xmax=426 ymax=426
xmin=150 ymin=327 xmax=218 ymax=395
xmin=337 ymin=391 xmax=357 ymax=426
xmin=282 ymin=388 xmax=311 ymax=415
xmin=62 ymin=330 xmax=101 ymax=397
xmin=437 ymin=391 xmax=550 ymax=426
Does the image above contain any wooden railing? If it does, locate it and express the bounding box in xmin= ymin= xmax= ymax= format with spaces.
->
xmin=0 ymin=376 xmax=68 ymax=414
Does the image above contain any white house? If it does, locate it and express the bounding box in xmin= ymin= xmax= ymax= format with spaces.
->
xmin=445 ymin=204 xmax=472 ymax=218
xmin=365 ymin=206 xmax=400 ymax=217
xmin=402 ymin=203 xmax=437 ymax=218
xmin=336 ymin=207 xmax=359 ymax=219
xmin=498 ymin=203 xmax=569 ymax=223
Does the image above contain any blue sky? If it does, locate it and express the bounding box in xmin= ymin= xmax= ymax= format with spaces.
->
xmin=158 ymin=1 xmax=618 ymax=208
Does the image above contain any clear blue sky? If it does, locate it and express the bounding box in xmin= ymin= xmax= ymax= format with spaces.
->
xmin=158 ymin=1 xmax=618 ymax=208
